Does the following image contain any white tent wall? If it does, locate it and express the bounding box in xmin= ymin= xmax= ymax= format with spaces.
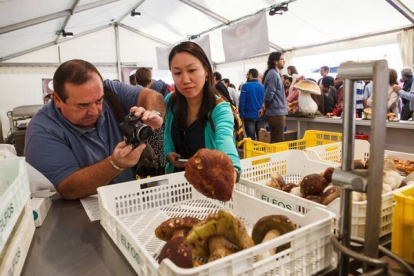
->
xmin=0 ymin=25 xmax=168 ymax=138
xmin=215 ymin=31 xmax=403 ymax=86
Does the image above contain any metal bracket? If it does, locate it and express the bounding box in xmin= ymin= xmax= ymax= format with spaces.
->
xmin=332 ymin=170 xmax=368 ymax=192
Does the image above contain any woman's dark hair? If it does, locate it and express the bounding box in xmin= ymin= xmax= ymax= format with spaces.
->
xmin=263 ymin=52 xmax=282 ymax=84
xmin=287 ymin=65 xmax=298 ymax=75
xmin=53 ymin=59 xmax=103 ymax=102
xmin=389 ymin=69 xmax=398 ymax=86
xmin=135 ymin=67 xmax=152 ymax=87
xmin=168 ymin=41 xmax=216 ymax=129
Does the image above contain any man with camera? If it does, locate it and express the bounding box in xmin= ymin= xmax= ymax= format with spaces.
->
xmin=25 ymin=60 xmax=165 ymax=200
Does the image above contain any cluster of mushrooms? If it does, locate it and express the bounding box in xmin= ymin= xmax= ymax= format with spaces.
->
xmin=155 ymin=211 xmax=295 ymax=268
xmin=265 ymin=167 xmax=340 ymax=205
xmin=265 ymin=158 xmax=411 ymax=204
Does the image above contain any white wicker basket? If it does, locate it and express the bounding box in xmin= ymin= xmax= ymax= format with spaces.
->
xmin=0 ymin=157 xmax=30 ymax=253
xmin=98 ymin=171 xmax=335 ymax=276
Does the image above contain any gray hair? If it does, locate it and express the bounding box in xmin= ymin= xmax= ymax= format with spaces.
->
xmin=401 ymin=67 xmax=413 ymax=78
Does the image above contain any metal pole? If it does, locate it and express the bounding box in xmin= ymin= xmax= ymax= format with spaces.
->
xmin=363 ymin=60 xmax=388 ymax=270
xmin=338 ymin=78 xmax=355 ymax=276
xmin=114 ymin=23 xmax=122 ymax=81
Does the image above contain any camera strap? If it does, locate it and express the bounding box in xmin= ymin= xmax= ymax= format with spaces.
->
xmin=103 ymin=84 xmax=159 ymax=177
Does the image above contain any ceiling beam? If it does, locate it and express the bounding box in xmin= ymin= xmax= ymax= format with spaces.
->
xmin=386 ymin=0 xmax=414 ymax=24
xmin=0 ymin=0 xmax=120 ymax=35
xmin=118 ymin=23 xmax=171 ymax=46
xmin=116 ymin=0 xmax=146 ymax=23
xmin=178 ymin=0 xmax=230 ymax=24
xmin=55 ymin=0 xmax=81 ymax=44
xmin=0 ymin=24 xmax=112 ymax=62
xmin=269 ymin=42 xmax=284 ymax=51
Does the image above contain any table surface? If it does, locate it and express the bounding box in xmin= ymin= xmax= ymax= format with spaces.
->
xmin=21 ymin=199 xmax=136 ymax=276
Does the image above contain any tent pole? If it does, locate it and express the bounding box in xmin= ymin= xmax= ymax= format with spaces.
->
xmin=115 ymin=23 xmax=122 ymax=80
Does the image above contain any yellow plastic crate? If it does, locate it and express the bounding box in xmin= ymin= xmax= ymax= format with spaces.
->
xmin=392 ymin=185 xmax=414 ymax=264
xmin=242 ymin=130 xmax=342 ymax=158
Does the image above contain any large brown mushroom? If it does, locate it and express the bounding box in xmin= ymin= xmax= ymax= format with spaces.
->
xmin=155 ymin=217 xmax=200 ymax=268
xmin=300 ymin=174 xmax=329 ymax=197
xmin=322 ymin=167 xmax=335 ymax=183
xmin=252 ymin=215 xmax=296 ymax=261
xmin=322 ymin=186 xmax=340 ymax=205
xmin=186 ymin=210 xmax=254 ymax=262
xmin=185 ymin=149 xmax=235 ymax=202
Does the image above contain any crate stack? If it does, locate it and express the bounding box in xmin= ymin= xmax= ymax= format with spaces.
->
xmin=0 ymin=157 xmax=34 ymax=276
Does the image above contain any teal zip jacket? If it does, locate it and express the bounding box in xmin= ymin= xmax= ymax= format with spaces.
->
xmin=164 ymin=93 xmax=241 ymax=174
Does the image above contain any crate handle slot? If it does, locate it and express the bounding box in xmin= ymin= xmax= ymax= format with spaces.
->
xmin=251 ymin=157 xmax=270 ymax=166
xmin=325 ymin=146 xmax=339 ymax=152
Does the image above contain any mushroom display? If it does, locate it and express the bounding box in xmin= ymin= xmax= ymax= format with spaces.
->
xmin=155 ymin=217 xmax=200 ymax=268
xmin=252 ymin=215 xmax=295 ymax=261
xmin=354 ymin=159 xmax=366 ymax=170
xmin=282 ymin=183 xmax=298 ymax=193
xmin=295 ymin=80 xmax=321 ymax=115
xmin=186 ymin=210 xmax=254 ymax=262
xmin=300 ymin=174 xmax=329 ymax=197
xmin=185 ymin=149 xmax=235 ymax=202
xmin=363 ymin=108 xmax=372 ymax=119
xmin=322 ymin=167 xmax=335 ymax=183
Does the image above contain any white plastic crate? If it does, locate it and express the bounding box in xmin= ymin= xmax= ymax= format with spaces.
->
xmin=0 ymin=203 xmax=35 ymax=276
xmin=98 ymin=172 xmax=335 ymax=276
xmin=239 ymin=150 xmax=396 ymax=239
xmin=0 ymin=158 xmax=30 ymax=253
xmin=305 ymin=140 xmax=414 ymax=238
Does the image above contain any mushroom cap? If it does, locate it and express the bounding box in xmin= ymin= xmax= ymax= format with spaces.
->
xmin=185 ymin=149 xmax=234 ymax=202
xmin=354 ymin=159 xmax=365 ymax=170
xmin=155 ymin=217 xmax=201 ymax=241
xmin=186 ymin=210 xmax=254 ymax=260
xmin=294 ymin=80 xmax=321 ymax=95
xmin=252 ymin=215 xmax=295 ymax=247
xmin=322 ymin=167 xmax=335 ymax=183
xmin=364 ymin=108 xmax=372 ymax=114
xmin=322 ymin=186 xmax=340 ymax=205
xmin=158 ymin=236 xmax=194 ymax=268
xmin=300 ymin=174 xmax=329 ymax=197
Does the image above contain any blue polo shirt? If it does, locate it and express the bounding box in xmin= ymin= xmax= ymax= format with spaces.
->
xmin=24 ymin=80 xmax=142 ymax=187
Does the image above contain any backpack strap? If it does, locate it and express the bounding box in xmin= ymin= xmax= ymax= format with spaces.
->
xmin=208 ymin=97 xmax=225 ymax=132
xmin=104 ymin=85 xmax=125 ymax=124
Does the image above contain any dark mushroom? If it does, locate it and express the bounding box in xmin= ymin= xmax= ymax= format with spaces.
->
xmin=300 ymin=174 xmax=329 ymax=197
xmin=268 ymin=172 xmax=286 ymax=189
xmin=322 ymin=167 xmax=335 ymax=183
xmin=252 ymin=215 xmax=296 ymax=261
xmin=155 ymin=217 xmax=200 ymax=268
xmin=186 ymin=210 xmax=254 ymax=262
xmin=322 ymin=186 xmax=340 ymax=205
xmin=354 ymin=159 xmax=365 ymax=170
xmin=158 ymin=236 xmax=194 ymax=268
xmin=305 ymin=195 xmax=322 ymax=204
xmin=282 ymin=183 xmax=298 ymax=193
xmin=185 ymin=149 xmax=235 ymax=202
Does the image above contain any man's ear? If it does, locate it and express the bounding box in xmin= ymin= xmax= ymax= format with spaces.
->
xmin=53 ymin=92 xmax=63 ymax=108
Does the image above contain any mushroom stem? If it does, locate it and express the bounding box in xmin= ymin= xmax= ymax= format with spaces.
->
xmin=208 ymin=236 xmax=237 ymax=262
xmin=171 ymin=228 xmax=188 ymax=239
xmin=257 ymin=229 xmax=280 ymax=261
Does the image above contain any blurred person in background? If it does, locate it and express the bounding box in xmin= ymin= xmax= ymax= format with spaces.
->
xmin=399 ymin=67 xmax=413 ymax=120
xmin=222 ymin=78 xmax=240 ymax=108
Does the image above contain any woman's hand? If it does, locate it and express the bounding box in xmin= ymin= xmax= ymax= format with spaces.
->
xmin=130 ymin=106 xmax=163 ymax=130
xmin=167 ymin=152 xmax=187 ymax=168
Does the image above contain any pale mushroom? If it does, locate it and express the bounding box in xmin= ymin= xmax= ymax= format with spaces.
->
xmin=295 ymin=80 xmax=321 ymax=115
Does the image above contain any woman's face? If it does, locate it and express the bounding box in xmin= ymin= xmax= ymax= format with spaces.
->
xmin=170 ymin=52 xmax=208 ymax=100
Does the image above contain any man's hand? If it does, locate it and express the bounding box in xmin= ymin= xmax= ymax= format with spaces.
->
xmin=111 ymin=141 xmax=146 ymax=168
xmin=130 ymin=106 xmax=163 ymax=130
xmin=167 ymin=152 xmax=187 ymax=168
xmin=392 ymin=84 xmax=401 ymax=93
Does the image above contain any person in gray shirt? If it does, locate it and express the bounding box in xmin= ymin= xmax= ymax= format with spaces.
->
xmin=25 ymin=60 xmax=165 ymax=200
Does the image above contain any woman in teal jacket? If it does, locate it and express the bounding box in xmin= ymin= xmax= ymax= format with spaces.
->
xmin=164 ymin=41 xmax=241 ymax=177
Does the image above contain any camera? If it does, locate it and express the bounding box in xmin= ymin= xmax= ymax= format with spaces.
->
xmin=119 ymin=114 xmax=153 ymax=148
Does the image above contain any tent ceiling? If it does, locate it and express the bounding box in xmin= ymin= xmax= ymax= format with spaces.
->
xmin=0 ymin=0 xmax=412 ymax=63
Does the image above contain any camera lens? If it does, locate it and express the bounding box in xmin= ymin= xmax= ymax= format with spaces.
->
xmin=135 ymin=123 xmax=152 ymax=142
